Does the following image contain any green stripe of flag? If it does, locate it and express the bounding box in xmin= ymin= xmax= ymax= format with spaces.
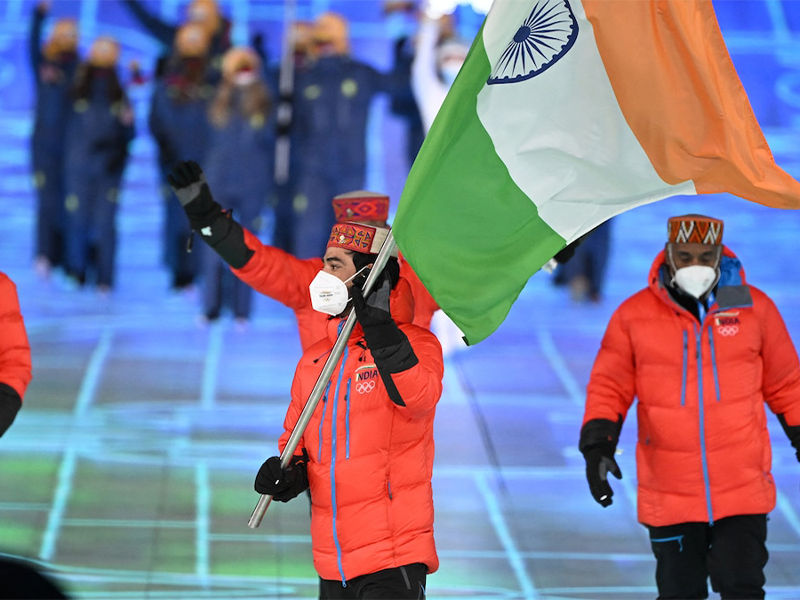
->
xmin=393 ymin=27 xmax=565 ymax=345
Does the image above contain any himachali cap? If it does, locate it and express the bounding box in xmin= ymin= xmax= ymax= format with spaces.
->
xmin=667 ymin=215 xmax=724 ymax=245
xmin=332 ymin=190 xmax=390 ymax=223
xmin=327 ymin=222 xmax=397 ymax=256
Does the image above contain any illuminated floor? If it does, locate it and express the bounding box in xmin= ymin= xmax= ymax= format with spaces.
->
xmin=1 ymin=1 xmax=800 ymax=599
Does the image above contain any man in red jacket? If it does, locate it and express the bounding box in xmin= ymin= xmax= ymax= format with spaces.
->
xmin=579 ymin=214 xmax=800 ymax=600
xmin=0 ymin=272 xmax=32 ymax=437
xmin=170 ymin=162 xmax=444 ymax=597
xmin=254 ymin=220 xmax=444 ymax=598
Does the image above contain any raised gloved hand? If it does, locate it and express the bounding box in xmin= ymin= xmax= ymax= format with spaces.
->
xmin=254 ymin=450 xmax=309 ymax=502
xmin=167 ymin=160 xmax=218 ymax=216
xmin=166 ymin=161 xmax=253 ymax=268
xmin=583 ymin=443 xmax=622 ymax=507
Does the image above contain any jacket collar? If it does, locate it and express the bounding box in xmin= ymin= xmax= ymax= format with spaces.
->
xmin=648 ymin=245 xmax=753 ymax=312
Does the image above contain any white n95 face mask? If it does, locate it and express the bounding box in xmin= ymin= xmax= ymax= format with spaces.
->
xmin=672 ymin=265 xmax=717 ymax=299
xmin=309 ymin=267 xmax=368 ymax=316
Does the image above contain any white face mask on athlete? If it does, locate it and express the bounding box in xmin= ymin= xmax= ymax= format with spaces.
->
xmin=308 ymin=266 xmax=369 ymax=316
xmin=672 ymin=265 xmax=717 ymax=299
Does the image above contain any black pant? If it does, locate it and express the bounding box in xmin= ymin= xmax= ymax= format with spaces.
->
xmin=647 ymin=514 xmax=768 ymax=599
xmin=319 ymin=563 xmax=427 ymax=600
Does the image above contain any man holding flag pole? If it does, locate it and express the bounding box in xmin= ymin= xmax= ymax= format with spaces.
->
xmin=250 ymin=220 xmax=445 ymax=598
xmin=168 ymin=159 xmax=445 ymax=597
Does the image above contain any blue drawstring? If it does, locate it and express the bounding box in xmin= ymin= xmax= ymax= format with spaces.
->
xmin=708 ymin=325 xmax=721 ymax=402
xmin=681 ymin=330 xmax=688 ymax=407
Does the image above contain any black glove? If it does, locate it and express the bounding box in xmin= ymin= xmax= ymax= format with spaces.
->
xmin=167 ymin=161 xmax=253 ymax=268
xmin=579 ymin=416 xmax=624 ymax=507
xmin=351 ymin=274 xmax=418 ymax=372
xmin=351 ymin=267 xmax=418 ymax=407
xmin=254 ymin=450 xmax=309 ymax=502
xmin=583 ymin=443 xmax=622 ymax=507
xmin=167 ymin=160 xmax=218 ymax=214
xmin=351 ymin=274 xmax=402 ymax=343
xmin=0 ymin=384 xmax=22 ymax=438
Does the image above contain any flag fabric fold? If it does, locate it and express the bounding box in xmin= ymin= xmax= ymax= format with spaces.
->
xmin=393 ymin=0 xmax=800 ymax=345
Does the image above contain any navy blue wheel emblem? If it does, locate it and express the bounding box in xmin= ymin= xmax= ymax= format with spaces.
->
xmin=487 ymin=0 xmax=578 ymax=85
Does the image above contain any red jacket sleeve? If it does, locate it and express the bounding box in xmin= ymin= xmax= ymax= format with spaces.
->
xmin=232 ymin=229 xmax=322 ymax=310
xmin=0 ymin=273 xmax=32 ymax=401
xmin=583 ymin=304 xmax=636 ymax=426
xmin=278 ymin=366 xmax=307 ymax=456
xmin=753 ymin=287 xmax=800 ymax=426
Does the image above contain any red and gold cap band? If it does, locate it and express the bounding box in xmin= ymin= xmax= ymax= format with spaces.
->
xmin=332 ymin=191 xmax=389 ymax=222
xmin=327 ymin=222 xmax=396 ymax=256
xmin=667 ymin=215 xmax=723 ymax=245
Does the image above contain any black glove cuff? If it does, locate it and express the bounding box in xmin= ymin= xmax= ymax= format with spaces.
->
xmin=778 ymin=414 xmax=800 ymax=462
xmin=210 ymin=218 xmax=254 ymax=269
xmin=189 ymin=210 xmax=253 ymax=269
xmin=579 ymin=416 xmax=623 ymax=456
xmin=372 ymin=337 xmax=419 ymax=375
xmin=361 ymin=320 xmax=406 ymax=350
xmin=0 ymin=383 xmax=22 ymax=437
xmin=186 ymin=195 xmax=224 ymax=231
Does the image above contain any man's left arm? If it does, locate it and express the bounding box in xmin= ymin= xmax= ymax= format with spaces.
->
xmin=756 ymin=289 xmax=800 ymax=460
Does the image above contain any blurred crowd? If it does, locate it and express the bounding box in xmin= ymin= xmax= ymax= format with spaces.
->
xmin=29 ymin=0 xmax=487 ymax=319
xmin=27 ymin=0 xmax=611 ymax=324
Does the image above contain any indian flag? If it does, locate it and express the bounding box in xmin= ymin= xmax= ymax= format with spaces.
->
xmin=392 ymin=0 xmax=800 ymax=345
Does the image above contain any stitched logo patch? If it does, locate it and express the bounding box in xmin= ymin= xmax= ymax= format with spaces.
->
xmin=715 ymin=315 xmax=740 ymax=337
xmin=355 ymin=366 xmax=379 ymax=394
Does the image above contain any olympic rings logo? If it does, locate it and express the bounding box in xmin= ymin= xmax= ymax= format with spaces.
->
xmin=356 ymin=380 xmax=376 ymax=394
xmin=717 ymin=325 xmax=739 ymax=337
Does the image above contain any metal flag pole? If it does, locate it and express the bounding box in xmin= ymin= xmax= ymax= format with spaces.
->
xmin=248 ymin=232 xmax=398 ymax=528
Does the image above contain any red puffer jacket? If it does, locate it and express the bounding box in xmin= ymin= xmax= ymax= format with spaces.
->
xmin=231 ymin=230 xmax=436 ymax=351
xmin=583 ymin=248 xmax=800 ymax=526
xmin=0 ymin=272 xmax=32 ymax=400
xmin=279 ymin=278 xmax=443 ymax=582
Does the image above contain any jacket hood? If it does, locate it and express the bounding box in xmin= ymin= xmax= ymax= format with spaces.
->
xmin=648 ymin=245 xmax=752 ymax=310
